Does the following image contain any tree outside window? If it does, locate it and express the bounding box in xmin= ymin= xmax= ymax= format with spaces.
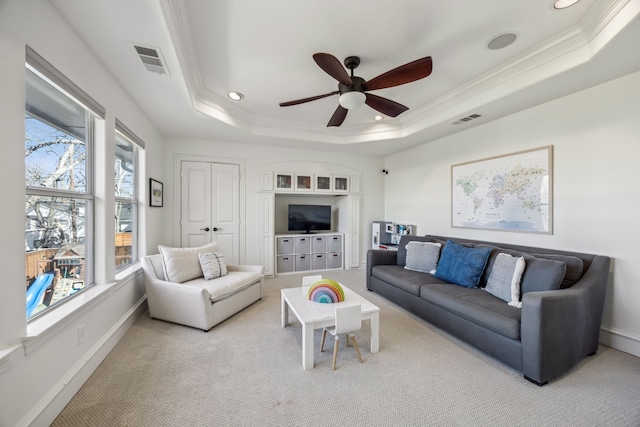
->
xmin=115 ymin=130 xmax=138 ymax=270
xmin=25 ymin=65 xmax=95 ymax=319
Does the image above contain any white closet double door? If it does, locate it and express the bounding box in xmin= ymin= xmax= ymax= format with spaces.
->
xmin=180 ymin=161 xmax=240 ymax=265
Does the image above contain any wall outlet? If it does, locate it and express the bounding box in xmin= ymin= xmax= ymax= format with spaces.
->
xmin=77 ymin=324 xmax=85 ymax=345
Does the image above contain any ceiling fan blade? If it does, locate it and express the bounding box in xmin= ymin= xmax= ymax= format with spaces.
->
xmin=327 ymin=105 xmax=348 ymax=127
xmin=279 ymin=91 xmax=339 ymax=107
xmin=365 ymin=93 xmax=409 ymax=117
xmin=313 ymin=53 xmax=353 ymax=86
xmin=364 ymin=56 xmax=433 ymax=91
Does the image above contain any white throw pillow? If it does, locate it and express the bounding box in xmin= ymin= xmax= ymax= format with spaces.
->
xmin=199 ymin=252 xmax=228 ymax=280
xmin=484 ymin=253 xmax=526 ymax=308
xmin=404 ymin=241 xmax=442 ymax=274
xmin=158 ymin=242 xmax=220 ymax=283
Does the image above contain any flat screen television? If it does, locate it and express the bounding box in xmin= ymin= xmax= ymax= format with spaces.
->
xmin=288 ymin=204 xmax=332 ymax=234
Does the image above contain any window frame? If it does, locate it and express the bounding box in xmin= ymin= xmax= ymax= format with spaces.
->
xmin=25 ymin=47 xmax=103 ymax=320
xmin=114 ymin=124 xmax=141 ymax=271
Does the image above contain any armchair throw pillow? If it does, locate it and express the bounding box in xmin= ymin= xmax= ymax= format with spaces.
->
xmin=158 ymin=242 xmax=220 ymax=283
xmin=199 ymin=252 xmax=228 ymax=280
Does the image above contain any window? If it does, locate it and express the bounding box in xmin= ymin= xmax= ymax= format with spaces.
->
xmin=25 ymin=47 xmax=104 ymax=319
xmin=115 ymin=121 xmax=143 ymax=270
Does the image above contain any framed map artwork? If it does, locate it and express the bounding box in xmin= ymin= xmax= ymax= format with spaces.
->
xmin=451 ymin=146 xmax=553 ymax=234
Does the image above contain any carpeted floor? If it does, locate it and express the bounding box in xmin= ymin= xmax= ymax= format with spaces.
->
xmin=52 ymin=269 xmax=640 ymax=426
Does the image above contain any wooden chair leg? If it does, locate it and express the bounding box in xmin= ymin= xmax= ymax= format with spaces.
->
xmin=350 ymin=334 xmax=363 ymax=363
xmin=332 ymin=336 xmax=339 ymax=370
xmin=320 ymin=329 xmax=327 ymax=352
xmin=346 ymin=334 xmax=350 ymax=347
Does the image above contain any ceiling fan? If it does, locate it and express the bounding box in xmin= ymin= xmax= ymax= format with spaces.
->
xmin=279 ymin=53 xmax=433 ymax=127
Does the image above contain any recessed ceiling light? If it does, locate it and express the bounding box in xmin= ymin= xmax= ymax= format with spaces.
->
xmin=553 ymin=0 xmax=581 ymax=9
xmin=228 ymin=91 xmax=243 ymax=101
xmin=486 ymin=32 xmax=518 ymax=50
xmin=374 ymin=115 xmax=384 ymax=121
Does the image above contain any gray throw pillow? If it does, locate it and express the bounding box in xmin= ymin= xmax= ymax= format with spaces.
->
xmin=530 ymin=253 xmax=584 ymax=288
xmin=404 ymin=241 xmax=441 ymax=273
xmin=478 ymin=245 xmax=566 ymax=294
xmin=397 ymin=236 xmax=436 ymax=266
xmin=484 ymin=253 xmax=526 ymax=308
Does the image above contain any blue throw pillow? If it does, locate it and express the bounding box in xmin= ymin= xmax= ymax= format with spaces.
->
xmin=434 ymin=240 xmax=492 ymax=288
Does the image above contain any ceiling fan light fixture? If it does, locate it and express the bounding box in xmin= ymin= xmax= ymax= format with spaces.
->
xmin=228 ymin=91 xmax=243 ymax=101
xmin=553 ymin=0 xmax=581 ymax=9
xmin=338 ymin=91 xmax=366 ymax=110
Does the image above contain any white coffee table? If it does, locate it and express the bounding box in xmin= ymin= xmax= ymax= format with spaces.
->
xmin=281 ymin=284 xmax=380 ymax=370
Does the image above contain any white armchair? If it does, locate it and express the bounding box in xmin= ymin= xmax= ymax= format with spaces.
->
xmin=141 ymin=254 xmax=264 ymax=331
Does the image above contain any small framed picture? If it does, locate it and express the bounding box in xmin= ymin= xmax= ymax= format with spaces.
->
xmin=275 ymin=172 xmax=293 ymax=190
xmin=150 ymin=178 xmax=163 ymax=207
xmin=295 ymin=174 xmax=312 ymax=191
xmin=316 ymin=175 xmax=332 ymax=191
xmin=334 ymin=176 xmax=349 ymax=192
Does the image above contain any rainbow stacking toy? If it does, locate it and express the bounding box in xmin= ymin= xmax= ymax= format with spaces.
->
xmin=307 ymin=279 xmax=345 ymax=303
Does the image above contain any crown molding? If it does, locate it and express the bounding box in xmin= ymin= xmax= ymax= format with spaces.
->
xmin=161 ymin=0 xmax=638 ymax=145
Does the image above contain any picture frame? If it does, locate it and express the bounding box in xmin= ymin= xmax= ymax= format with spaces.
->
xmin=334 ymin=176 xmax=349 ymax=193
xmin=149 ymin=178 xmax=163 ymax=207
xmin=451 ymin=145 xmax=553 ymax=234
xmin=315 ymin=174 xmax=332 ymax=192
xmin=295 ymin=173 xmax=313 ymax=191
xmin=275 ymin=172 xmax=293 ymax=191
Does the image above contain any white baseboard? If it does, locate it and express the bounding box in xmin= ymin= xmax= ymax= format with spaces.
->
xmin=22 ymin=298 xmax=147 ymax=427
xmin=600 ymin=326 xmax=640 ymax=358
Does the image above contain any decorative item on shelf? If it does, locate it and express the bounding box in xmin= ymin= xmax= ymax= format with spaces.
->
xmin=307 ymin=279 xmax=345 ymax=303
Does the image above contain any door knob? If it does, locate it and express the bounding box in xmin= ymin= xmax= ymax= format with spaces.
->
xmin=213 ymin=227 xmax=222 ymax=232
xmin=200 ymin=227 xmax=210 ymax=232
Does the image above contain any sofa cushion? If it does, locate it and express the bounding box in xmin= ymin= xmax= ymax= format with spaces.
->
xmin=478 ymin=245 xmax=566 ymax=294
xmin=159 ymin=243 xmax=220 ymax=283
xmin=186 ymin=271 xmax=263 ymax=302
xmin=484 ymin=253 xmax=526 ymax=308
xmin=199 ymin=252 xmax=228 ymax=280
xmin=530 ymin=253 xmax=584 ymax=288
xmin=371 ymin=265 xmax=449 ymax=296
xmin=434 ymin=240 xmax=492 ymax=288
xmin=405 ymin=241 xmax=441 ymax=273
xmin=420 ymin=283 xmax=522 ymax=340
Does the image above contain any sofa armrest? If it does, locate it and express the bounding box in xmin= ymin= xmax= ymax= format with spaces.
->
xmin=366 ymin=249 xmax=398 ymax=290
xmin=143 ymin=278 xmax=211 ymax=328
xmin=521 ymin=255 xmax=610 ymax=384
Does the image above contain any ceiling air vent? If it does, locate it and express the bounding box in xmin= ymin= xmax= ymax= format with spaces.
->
xmin=452 ymin=113 xmax=482 ymax=125
xmin=134 ymin=45 xmax=169 ymax=75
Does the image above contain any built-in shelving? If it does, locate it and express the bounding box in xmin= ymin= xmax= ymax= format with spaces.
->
xmin=276 ymin=233 xmax=343 ymax=274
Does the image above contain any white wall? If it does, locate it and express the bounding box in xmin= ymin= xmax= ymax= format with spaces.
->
xmin=384 ymin=69 xmax=640 ymax=357
xmin=0 ymin=1 xmax=165 ymax=426
xmin=162 ymin=138 xmax=386 ymax=267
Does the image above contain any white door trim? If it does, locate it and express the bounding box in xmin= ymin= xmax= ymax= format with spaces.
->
xmin=173 ymin=154 xmax=246 ymax=264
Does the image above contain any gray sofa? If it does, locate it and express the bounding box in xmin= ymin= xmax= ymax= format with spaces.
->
xmin=366 ymin=234 xmax=611 ymax=385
